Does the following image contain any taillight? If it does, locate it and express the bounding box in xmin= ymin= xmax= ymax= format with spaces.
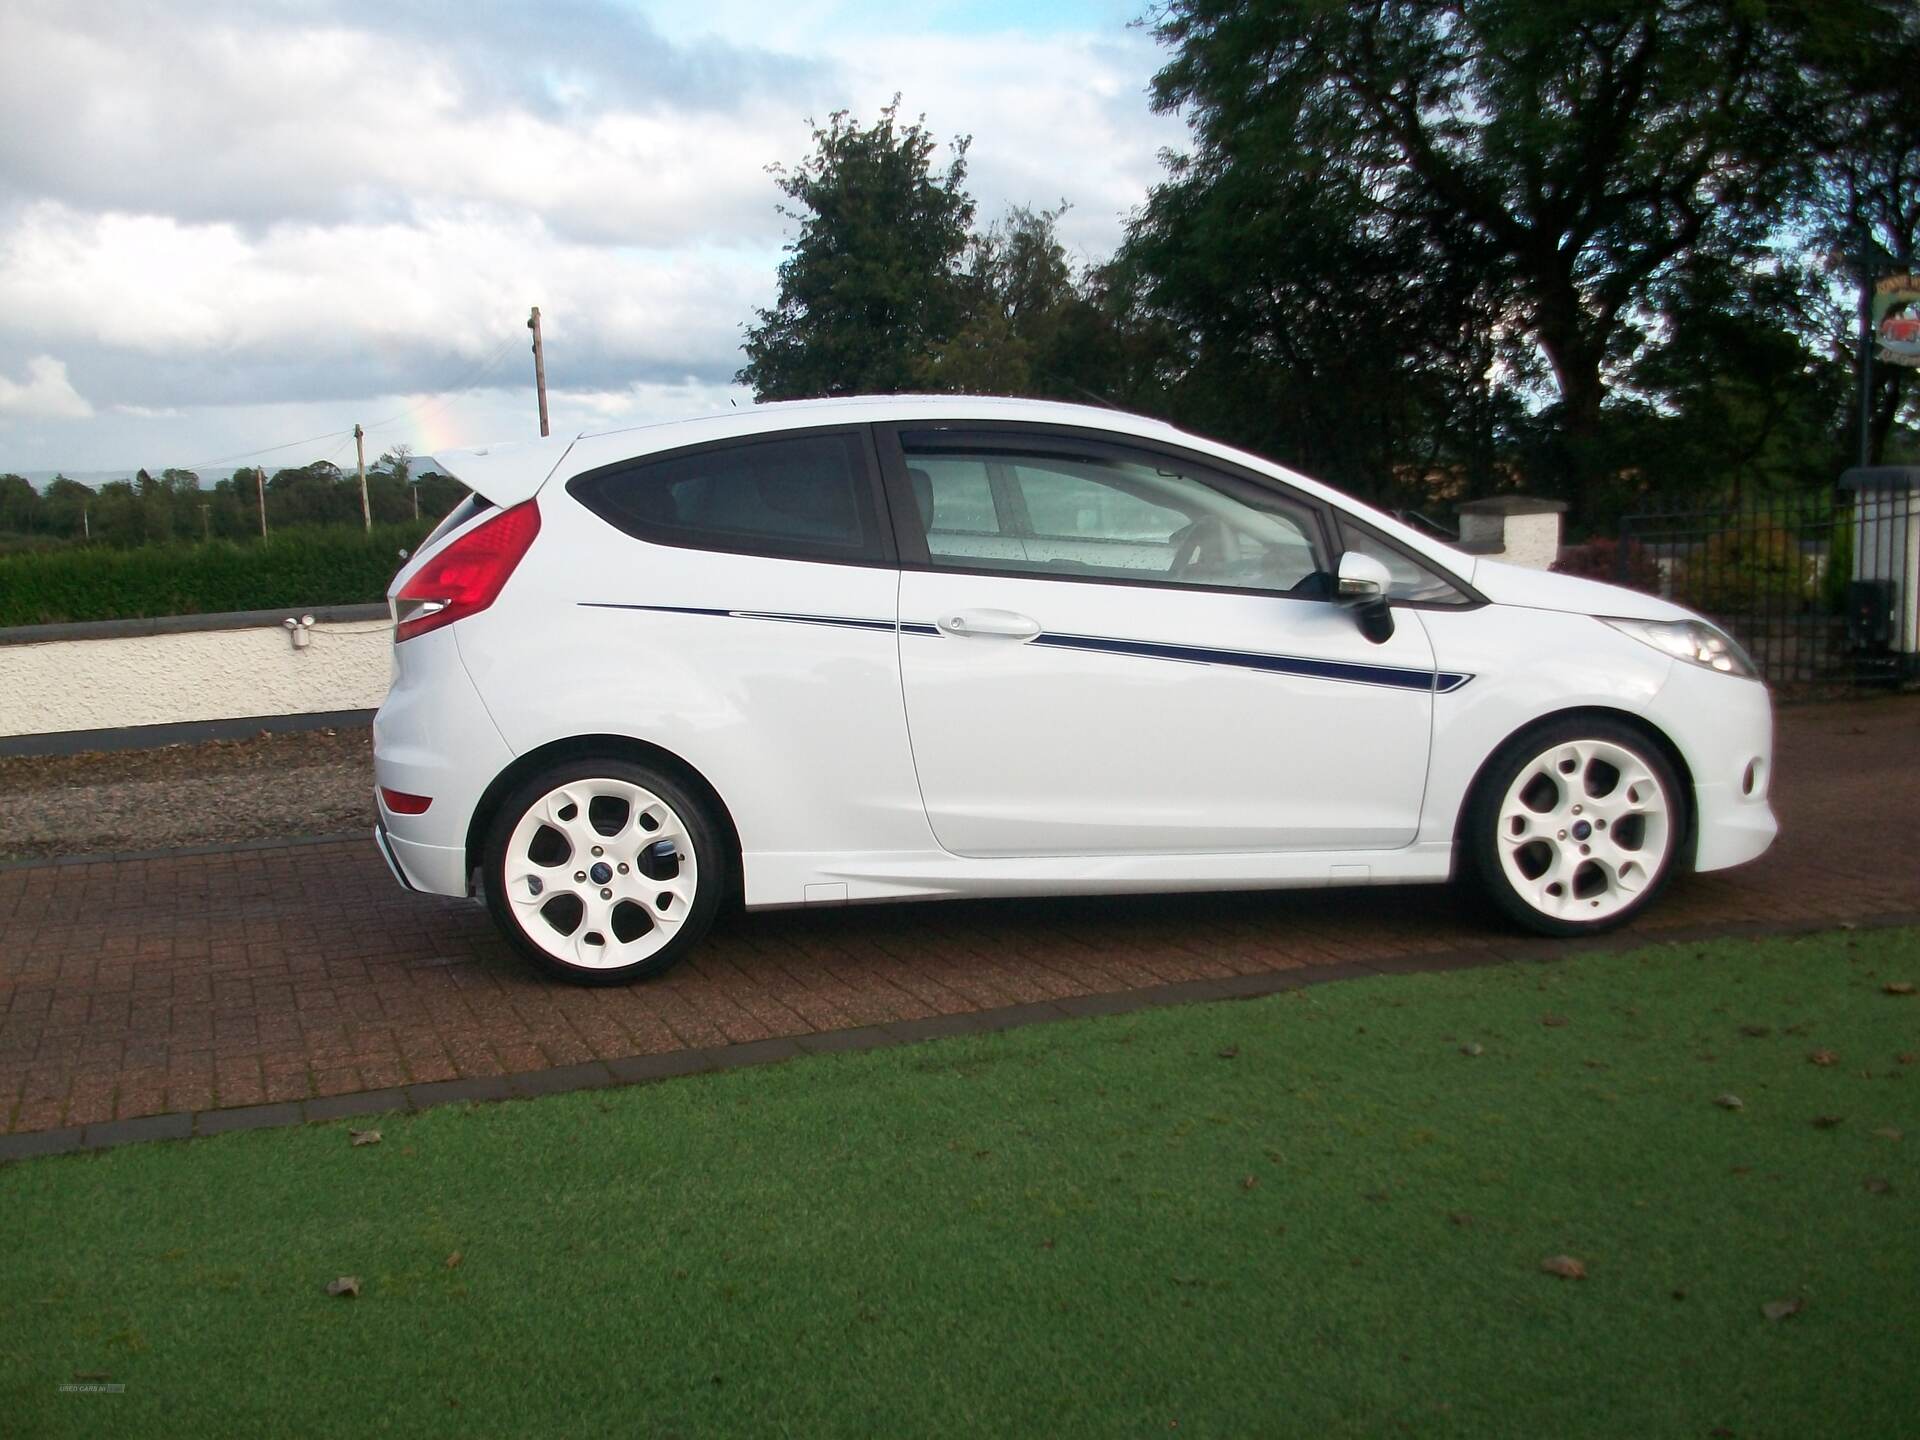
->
xmin=394 ymin=500 xmax=540 ymax=642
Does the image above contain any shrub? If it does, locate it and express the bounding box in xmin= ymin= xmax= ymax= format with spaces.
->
xmin=1675 ymin=523 xmax=1815 ymax=616
xmin=1553 ymin=536 xmax=1662 ymax=593
xmin=0 ymin=522 xmax=434 ymax=626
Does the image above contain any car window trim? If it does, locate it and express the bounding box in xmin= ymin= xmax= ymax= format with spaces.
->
xmin=1330 ymin=510 xmax=1489 ymax=610
xmin=874 ymin=421 xmax=1339 ymax=600
xmin=565 ymin=423 xmax=900 ymax=570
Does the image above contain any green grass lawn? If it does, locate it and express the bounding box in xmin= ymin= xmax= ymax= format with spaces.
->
xmin=4 ymin=930 xmax=1917 ymax=1438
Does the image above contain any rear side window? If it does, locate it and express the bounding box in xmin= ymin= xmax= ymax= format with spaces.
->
xmin=569 ymin=432 xmax=886 ymax=564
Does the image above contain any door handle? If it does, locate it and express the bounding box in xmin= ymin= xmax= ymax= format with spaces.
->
xmin=936 ymin=608 xmax=1041 ymax=640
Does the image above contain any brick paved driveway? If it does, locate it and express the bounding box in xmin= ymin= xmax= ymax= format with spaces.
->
xmin=2 ymin=696 xmax=1914 ymax=1136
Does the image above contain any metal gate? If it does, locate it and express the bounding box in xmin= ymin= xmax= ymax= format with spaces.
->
xmin=1609 ymin=485 xmax=1919 ymax=690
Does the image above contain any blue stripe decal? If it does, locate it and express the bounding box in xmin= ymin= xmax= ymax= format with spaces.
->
xmin=582 ymin=603 xmax=1472 ymax=693
xmin=1024 ymin=630 xmax=1467 ymax=693
xmin=581 ymin=603 xmax=898 ymax=634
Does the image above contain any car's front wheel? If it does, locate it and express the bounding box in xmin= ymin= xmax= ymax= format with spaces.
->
xmin=482 ymin=758 xmax=723 ymax=983
xmin=1466 ymin=718 xmax=1686 ymax=937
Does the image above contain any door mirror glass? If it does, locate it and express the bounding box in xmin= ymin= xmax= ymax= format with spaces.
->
xmin=1336 ymin=551 xmax=1393 ymax=601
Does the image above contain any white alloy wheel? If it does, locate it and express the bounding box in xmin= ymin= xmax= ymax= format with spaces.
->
xmin=499 ymin=776 xmax=701 ymax=971
xmin=1494 ymin=736 xmax=1675 ymax=925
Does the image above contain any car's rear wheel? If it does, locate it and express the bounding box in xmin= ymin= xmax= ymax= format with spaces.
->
xmin=482 ymin=758 xmax=723 ymax=984
xmin=1466 ymin=717 xmax=1685 ymax=937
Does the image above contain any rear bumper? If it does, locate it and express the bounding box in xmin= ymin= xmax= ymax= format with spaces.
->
xmin=371 ymin=626 xmax=515 ymax=897
xmin=372 ymin=822 xmax=414 ymax=891
xmin=373 ymin=819 xmax=472 ymax=897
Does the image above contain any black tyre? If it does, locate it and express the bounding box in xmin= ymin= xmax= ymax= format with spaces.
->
xmin=1463 ymin=716 xmax=1686 ymax=938
xmin=482 ymin=757 xmax=724 ymax=984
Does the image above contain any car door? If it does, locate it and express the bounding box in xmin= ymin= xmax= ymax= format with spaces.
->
xmin=880 ymin=424 xmax=1439 ymax=859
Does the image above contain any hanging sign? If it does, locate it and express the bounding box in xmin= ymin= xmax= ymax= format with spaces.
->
xmin=1873 ymin=273 xmax=1920 ymax=367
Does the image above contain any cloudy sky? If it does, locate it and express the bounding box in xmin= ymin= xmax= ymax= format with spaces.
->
xmin=0 ymin=0 xmax=1183 ymax=480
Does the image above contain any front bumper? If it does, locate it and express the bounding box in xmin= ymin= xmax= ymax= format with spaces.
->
xmin=1641 ymin=662 xmax=1778 ymax=873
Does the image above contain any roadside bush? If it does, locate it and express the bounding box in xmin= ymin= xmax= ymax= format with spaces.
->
xmin=1553 ymin=536 xmax=1662 ymax=593
xmin=0 ymin=522 xmax=434 ymax=625
xmin=1675 ymin=522 xmax=1815 ymax=615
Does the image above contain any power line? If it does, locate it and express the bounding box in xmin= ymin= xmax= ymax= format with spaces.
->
xmin=167 ymin=331 xmax=525 ymax=476
xmin=179 ymin=427 xmax=356 ymax=474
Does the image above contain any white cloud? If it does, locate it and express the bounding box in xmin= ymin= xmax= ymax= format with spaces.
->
xmin=0 ymin=0 xmax=1180 ymax=470
xmin=0 ymin=356 xmax=93 ymax=420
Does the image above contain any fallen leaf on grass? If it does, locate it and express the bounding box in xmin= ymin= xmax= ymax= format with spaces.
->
xmin=1539 ymin=1255 xmax=1586 ymax=1280
xmin=1883 ymin=982 xmax=1916 ymax=996
xmin=1241 ymin=1175 xmax=1258 ymax=1191
xmin=1900 ymin=1053 xmax=1918 ymax=1066
xmin=1714 ymin=1094 xmax=1745 ymax=1110
xmin=1761 ymin=1297 xmax=1803 ymax=1322
xmin=349 ymin=1129 xmax=381 ymax=1147
xmin=1460 ymin=1043 xmax=1484 ymax=1057
xmin=1864 ymin=1177 xmax=1893 ymax=1195
xmin=1809 ymin=1049 xmax=1838 ymax=1067
xmin=1541 ymin=1014 xmax=1569 ymax=1028
xmin=1872 ymin=1127 xmax=1902 ymax=1142
xmin=326 ymin=1276 xmax=361 ymax=1298
xmin=1447 ymin=1211 xmax=1474 ymax=1228
xmin=1216 ymin=1046 xmax=1240 ymax=1060
xmin=1739 ymin=1024 xmax=1772 ymax=1038
xmin=445 ymin=1252 xmax=463 ymax=1269
xmin=1813 ymin=1115 xmax=1844 ymax=1129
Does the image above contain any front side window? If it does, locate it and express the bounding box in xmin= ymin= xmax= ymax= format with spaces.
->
xmin=1340 ymin=527 xmax=1473 ymax=604
xmin=903 ymin=441 xmax=1326 ymax=595
xmin=570 ymin=432 xmax=885 ymax=563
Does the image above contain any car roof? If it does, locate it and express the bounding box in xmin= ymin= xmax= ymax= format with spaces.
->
xmin=430 ymin=394 xmax=1478 ymax=582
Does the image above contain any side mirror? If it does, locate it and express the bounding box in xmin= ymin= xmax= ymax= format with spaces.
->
xmin=1336 ymin=551 xmax=1392 ymax=601
xmin=1336 ymin=551 xmax=1395 ymax=644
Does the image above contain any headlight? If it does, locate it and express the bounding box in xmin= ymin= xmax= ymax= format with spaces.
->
xmin=1602 ymin=617 xmax=1759 ymax=679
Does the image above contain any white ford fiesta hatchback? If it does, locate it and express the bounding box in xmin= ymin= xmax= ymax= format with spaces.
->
xmin=373 ymin=396 xmax=1777 ymax=984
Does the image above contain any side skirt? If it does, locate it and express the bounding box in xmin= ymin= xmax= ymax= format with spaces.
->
xmin=739 ymin=842 xmax=1457 ymax=909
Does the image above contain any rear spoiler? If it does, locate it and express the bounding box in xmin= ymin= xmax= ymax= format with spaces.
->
xmin=430 ymin=433 xmax=577 ymax=508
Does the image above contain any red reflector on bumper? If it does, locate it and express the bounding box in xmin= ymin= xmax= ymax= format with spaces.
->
xmin=380 ymin=788 xmax=433 ymax=815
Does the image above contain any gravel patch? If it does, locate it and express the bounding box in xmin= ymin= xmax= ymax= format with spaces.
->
xmin=0 ymin=726 xmax=374 ymax=862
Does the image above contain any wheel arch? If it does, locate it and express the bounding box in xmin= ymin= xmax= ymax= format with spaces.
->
xmin=465 ymin=733 xmax=745 ymax=895
xmin=1450 ymin=706 xmax=1698 ymax=876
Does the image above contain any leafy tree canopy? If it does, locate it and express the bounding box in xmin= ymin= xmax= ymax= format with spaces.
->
xmin=739 ymin=99 xmax=976 ymax=398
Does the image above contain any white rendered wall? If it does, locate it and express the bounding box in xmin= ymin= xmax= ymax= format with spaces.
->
xmin=0 ymin=618 xmax=393 ymax=738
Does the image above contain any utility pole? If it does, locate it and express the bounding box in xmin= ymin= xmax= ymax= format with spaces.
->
xmin=354 ymin=422 xmax=371 ymax=531
xmin=256 ymin=465 xmax=268 ymax=537
xmin=410 ymin=479 xmax=420 ymax=521
xmin=528 ymin=306 xmax=550 ymax=437
xmin=200 ymin=502 xmax=210 ymax=542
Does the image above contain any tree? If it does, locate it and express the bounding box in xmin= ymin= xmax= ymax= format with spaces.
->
xmin=738 ymin=100 xmax=975 ymax=398
xmin=40 ymin=477 xmax=93 ymax=538
xmin=1799 ymin=3 xmax=1920 ymax=463
xmin=1136 ymin=0 xmax=1853 ymax=497
xmin=0 ymin=474 xmax=38 ymax=535
xmin=1110 ymin=124 xmax=1514 ymax=504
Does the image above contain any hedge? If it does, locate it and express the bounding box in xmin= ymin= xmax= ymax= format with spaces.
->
xmin=0 ymin=522 xmax=436 ymax=626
